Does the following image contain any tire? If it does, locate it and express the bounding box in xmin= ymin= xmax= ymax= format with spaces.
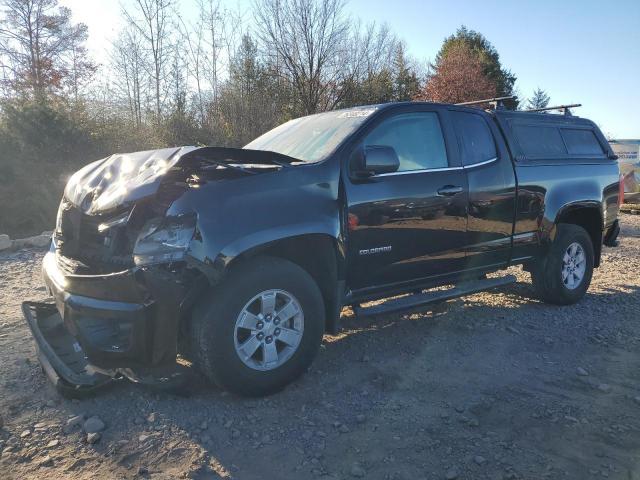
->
xmin=190 ymin=256 xmax=325 ymax=396
xmin=531 ymin=223 xmax=594 ymax=305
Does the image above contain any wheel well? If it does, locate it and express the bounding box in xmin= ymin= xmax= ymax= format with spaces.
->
xmin=556 ymin=207 xmax=602 ymax=267
xmin=232 ymin=235 xmax=341 ymax=333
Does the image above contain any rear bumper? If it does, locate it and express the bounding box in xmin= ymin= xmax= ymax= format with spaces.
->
xmin=33 ymin=252 xmax=188 ymax=371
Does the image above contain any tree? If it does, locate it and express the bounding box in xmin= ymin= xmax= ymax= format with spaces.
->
xmin=218 ymin=34 xmax=283 ymax=145
xmin=197 ymin=0 xmax=224 ymax=108
xmin=254 ymin=0 xmax=351 ymax=115
xmin=123 ymin=0 xmax=174 ymax=120
xmin=339 ymin=22 xmax=413 ymax=107
xmin=415 ymin=42 xmax=497 ymax=104
xmin=392 ymin=43 xmax=419 ymax=101
xmin=0 ymin=0 xmax=94 ymax=98
xmin=525 ymin=87 xmax=550 ymax=110
xmin=434 ymin=26 xmax=516 ymax=107
xmin=177 ymin=8 xmax=206 ymax=123
xmin=255 ymin=1 xmax=404 ymax=113
xmin=111 ymin=27 xmax=147 ymax=126
xmin=338 ymin=67 xmax=394 ymax=108
xmin=66 ymin=25 xmax=96 ymax=101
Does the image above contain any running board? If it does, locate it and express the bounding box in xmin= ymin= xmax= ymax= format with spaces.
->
xmin=353 ymin=275 xmax=517 ymax=317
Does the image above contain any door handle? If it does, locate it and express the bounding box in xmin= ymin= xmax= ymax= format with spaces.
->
xmin=437 ymin=185 xmax=463 ymax=196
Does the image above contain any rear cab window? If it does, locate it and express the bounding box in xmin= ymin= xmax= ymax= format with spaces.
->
xmin=450 ymin=111 xmax=497 ymax=166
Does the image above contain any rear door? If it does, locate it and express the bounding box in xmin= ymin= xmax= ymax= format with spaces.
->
xmin=344 ymin=106 xmax=469 ymax=293
xmin=449 ymin=109 xmax=517 ymax=269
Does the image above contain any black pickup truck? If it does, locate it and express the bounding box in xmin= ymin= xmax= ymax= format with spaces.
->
xmin=23 ymin=101 xmax=622 ymax=396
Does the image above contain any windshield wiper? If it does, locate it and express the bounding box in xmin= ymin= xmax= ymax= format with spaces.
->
xmin=263 ymin=157 xmax=292 ymax=168
xmin=195 ymin=157 xmax=259 ymax=175
xmin=183 ymin=147 xmax=298 ymax=172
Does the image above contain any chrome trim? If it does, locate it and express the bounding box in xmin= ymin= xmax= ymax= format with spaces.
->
xmin=463 ymin=157 xmax=498 ymax=169
xmin=373 ymin=157 xmax=498 ymax=177
xmin=512 ymin=231 xmax=538 ymax=241
xmin=376 ymin=166 xmax=463 ymax=177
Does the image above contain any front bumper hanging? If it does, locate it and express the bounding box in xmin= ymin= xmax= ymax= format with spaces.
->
xmin=22 ymin=301 xmax=116 ymax=397
xmin=23 ymin=250 xmax=194 ymax=396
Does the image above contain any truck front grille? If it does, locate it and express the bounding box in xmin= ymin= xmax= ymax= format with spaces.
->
xmin=56 ymin=201 xmax=136 ymax=273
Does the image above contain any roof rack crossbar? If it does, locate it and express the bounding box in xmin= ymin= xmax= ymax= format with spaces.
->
xmin=455 ymin=96 xmax=516 ymax=109
xmin=526 ymin=104 xmax=582 ymax=116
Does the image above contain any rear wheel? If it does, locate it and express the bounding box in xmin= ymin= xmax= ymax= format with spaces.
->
xmin=190 ymin=256 xmax=325 ymax=396
xmin=531 ymin=223 xmax=594 ymax=305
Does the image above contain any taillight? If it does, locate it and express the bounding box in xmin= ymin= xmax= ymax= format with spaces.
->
xmin=347 ymin=213 xmax=359 ymax=231
xmin=618 ymin=173 xmax=625 ymax=205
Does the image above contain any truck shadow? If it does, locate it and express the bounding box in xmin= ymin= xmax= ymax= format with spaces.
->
xmin=46 ymin=278 xmax=640 ymax=478
xmin=133 ymin=277 xmax=640 ymax=398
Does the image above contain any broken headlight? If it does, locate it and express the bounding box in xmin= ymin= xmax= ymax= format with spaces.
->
xmin=133 ymin=214 xmax=196 ymax=266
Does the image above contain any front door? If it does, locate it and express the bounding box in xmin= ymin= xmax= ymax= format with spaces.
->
xmin=344 ymin=108 xmax=469 ymax=293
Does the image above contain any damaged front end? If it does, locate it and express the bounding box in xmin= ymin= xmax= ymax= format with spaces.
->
xmin=23 ymin=146 xmax=298 ymax=395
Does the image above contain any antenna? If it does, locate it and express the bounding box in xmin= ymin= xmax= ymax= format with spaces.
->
xmin=455 ymin=96 xmax=517 ymax=110
xmin=526 ymin=104 xmax=582 ymax=116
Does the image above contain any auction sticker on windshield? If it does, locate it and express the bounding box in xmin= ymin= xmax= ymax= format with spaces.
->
xmin=337 ymin=108 xmax=377 ymax=118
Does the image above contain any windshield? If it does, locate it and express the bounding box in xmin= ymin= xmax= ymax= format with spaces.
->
xmin=244 ymin=106 xmax=378 ymax=162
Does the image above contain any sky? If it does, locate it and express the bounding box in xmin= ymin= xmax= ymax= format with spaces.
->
xmin=59 ymin=0 xmax=640 ymax=139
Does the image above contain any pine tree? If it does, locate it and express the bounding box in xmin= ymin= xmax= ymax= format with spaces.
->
xmin=525 ymin=88 xmax=550 ymax=110
xmin=392 ymin=44 xmax=419 ymax=101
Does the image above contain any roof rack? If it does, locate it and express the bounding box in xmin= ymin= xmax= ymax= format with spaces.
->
xmin=526 ymin=104 xmax=582 ymax=116
xmin=455 ymin=96 xmax=516 ymax=110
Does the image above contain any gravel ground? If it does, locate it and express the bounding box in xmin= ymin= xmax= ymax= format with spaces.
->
xmin=1 ymin=214 xmax=640 ymax=480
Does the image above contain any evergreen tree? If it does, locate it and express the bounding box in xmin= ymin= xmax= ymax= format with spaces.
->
xmin=525 ymin=88 xmax=550 ymax=110
xmin=218 ymin=34 xmax=283 ymax=145
xmin=434 ymin=26 xmax=517 ymax=108
xmin=393 ymin=44 xmax=419 ymax=101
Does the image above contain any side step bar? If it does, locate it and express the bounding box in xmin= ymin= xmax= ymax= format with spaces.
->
xmin=353 ymin=275 xmax=517 ymax=317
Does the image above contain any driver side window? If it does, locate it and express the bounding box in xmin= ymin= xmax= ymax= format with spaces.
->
xmin=363 ymin=112 xmax=449 ymax=172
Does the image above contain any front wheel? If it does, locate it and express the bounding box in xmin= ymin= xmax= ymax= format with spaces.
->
xmin=531 ymin=223 xmax=595 ymax=305
xmin=190 ymin=256 xmax=325 ymax=396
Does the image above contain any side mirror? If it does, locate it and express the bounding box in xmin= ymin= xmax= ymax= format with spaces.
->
xmin=352 ymin=145 xmax=400 ymax=178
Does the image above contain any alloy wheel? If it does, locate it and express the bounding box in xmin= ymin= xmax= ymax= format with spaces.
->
xmin=561 ymin=242 xmax=587 ymax=290
xmin=233 ymin=289 xmax=305 ymax=371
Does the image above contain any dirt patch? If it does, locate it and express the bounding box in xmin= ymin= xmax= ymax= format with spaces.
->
xmin=621 ymin=204 xmax=640 ymax=215
xmin=1 ymin=214 xmax=640 ymax=479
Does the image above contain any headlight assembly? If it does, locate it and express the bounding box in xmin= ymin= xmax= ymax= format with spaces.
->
xmin=133 ymin=214 xmax=196 ymax=266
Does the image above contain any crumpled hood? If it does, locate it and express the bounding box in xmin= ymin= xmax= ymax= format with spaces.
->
xmin=64 ymin=145 xmax=302 ymax=215
xmin=64 ymin=146 xmax=199 ymax=214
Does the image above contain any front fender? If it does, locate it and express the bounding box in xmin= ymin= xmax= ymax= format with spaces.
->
xmin=169 ymin=159 xmax=343 ymax=281
xmin=215 ymin=219 xmax=339 ymax=266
